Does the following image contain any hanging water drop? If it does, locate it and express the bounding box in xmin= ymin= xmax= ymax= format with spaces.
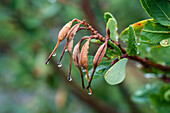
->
xmin=88 ymin=90 xmax=92 ymax=95
xmin=160 ymin=38 xmax=170 ymax=47
xmin=58 ymin=63 xmax=62 ymax=67
xmin=52 ymin=52 xmax=56 ymax=56
xmin=137 ymin=51 xmax=140 ymax=54
xmin=68 ymin=77 xmax=72 ymax=82
xmin=46 ymin=61 xmax=49 ymax=65
xmin=65 ymin=49 xmax=68 ymax=52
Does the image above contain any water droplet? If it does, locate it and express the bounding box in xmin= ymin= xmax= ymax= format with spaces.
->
xmin=58 ymin=63 xmax=62 ymax=67
xmin=137 ymin=51 xmax=140 ymax=54
xmin=144 ymin=73 xmax=155 ymax=78
xmin=137 ymin=43 xmax=140 ymax=45
xmin=46 ymin=62 xmax=49 ymax=65
xmin=160 ymin=38 xmax=170 ymax=47
xmin=65 ymin=49 xmax=68 ymax=52
xmin=82 ymin=69 xmax=86 ymax=72
xmin=88 ymin=92 xmax=92 ymax=95
xmin=68 ymin=77 xmax=72 ymax=82
xmin=52 ymin=52 xmax=56 ymax=56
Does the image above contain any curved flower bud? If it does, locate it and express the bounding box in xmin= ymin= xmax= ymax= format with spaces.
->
xmin=87 ymin=38 xmax=109 ymax=89
xmin=45 ymin=21 xmax=73 ymax=64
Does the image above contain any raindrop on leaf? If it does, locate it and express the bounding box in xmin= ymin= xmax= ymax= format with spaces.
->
xmin=160 ymin=38 xmax=170 ymax=47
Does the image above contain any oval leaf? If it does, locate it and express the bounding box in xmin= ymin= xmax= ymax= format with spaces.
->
xmin=104 ymin=58 xmax=128 ymax=85
xmin=106 ymin=18 xmax=118 ymax=41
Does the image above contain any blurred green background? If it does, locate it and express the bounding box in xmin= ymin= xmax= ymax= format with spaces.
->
xmin=0 ymin=0 xmax=157 ymax=113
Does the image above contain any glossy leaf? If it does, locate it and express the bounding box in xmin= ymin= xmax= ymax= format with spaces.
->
xmin=140 ymin=0 xmax=170 ymax=26
xmin=150 ymin=46 xmax=170 ymax=62
xmin=104 ymin=58 xmax=128 ymax=85
xmin=127 ymin=25 xmax=137 ymax=56
xmin=106 ymin=18 xmax=118 ymax=41
xmin=120 ymin=19 xmax=151 ymax=41
xmin=140 ymin=20 xmax=170 ymax=43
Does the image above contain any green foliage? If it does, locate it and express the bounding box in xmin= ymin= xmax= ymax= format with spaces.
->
xmin=140 ymin=20 xmax=170 ymax=44
xmin=85 ymin=56 xmax=113 ymax=79
xmin=108 ymin=40 xmax=122 ymax=56
xmin=106 ymin=18 xmax=118 ymax=41
xmin=104 ymin=58 xmax=128 ymax=85
xmin=127 ymin=25 xmax=137 ymax=56
xmin=140 ymin=0 xmax=170 ymax=26
xmin=150 ymin=46 xmax=170 ymax=63
xmin=120 ymin=19 xmax=151 ymax=41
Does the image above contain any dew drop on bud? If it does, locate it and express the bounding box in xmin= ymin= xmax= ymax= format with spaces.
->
xmin=58 ymin=63 xmax=62 ymax=67
xmin=65 ymin=49 xmax=68 ymax=52
xmin=68 ymin=77 xmax=72 ymax=82
xmin=88 ymin=89 xmax=92 ymax=95
xmin=88 ymin=92 xmax=92 ymax=95
xmin=160 ymin=38 xmax=170 ymax=47
xmin=137 ymin=51 xmax=140 ymax=54
xmin=46 ymin=62 xmax=49 ymax=65
xmin=52 ymin=52 xmax=56 ymax=56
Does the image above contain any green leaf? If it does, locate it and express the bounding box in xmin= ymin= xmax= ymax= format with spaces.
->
xmin=140 ymin=20 xmax=170 ymax=43
xmin=106 ymin=18 xmax=118 ymax=41
xmin=150 ymin=46 xmax=170 ymax=62
xmin=127 ymin=25 xmax=137 ymax=55
xmin=140 ymin=0 xmax=170 ymax=26
xmin=120 ymin=19 xmax=151 ymax=41
xmin=104 ymin=12 xmax=114 ymax=23
xmin=108 ymin=40 xmax=122 ymax=56
xmin=106 ymin=48 xmax=120 ymax=58
xmin=88 ymin=65 xmax=112 ymax=79
xmin=85 ymin=56 xmax=113 ymax=79
xmin=104 ymin=58 xmax=128 ymax=85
